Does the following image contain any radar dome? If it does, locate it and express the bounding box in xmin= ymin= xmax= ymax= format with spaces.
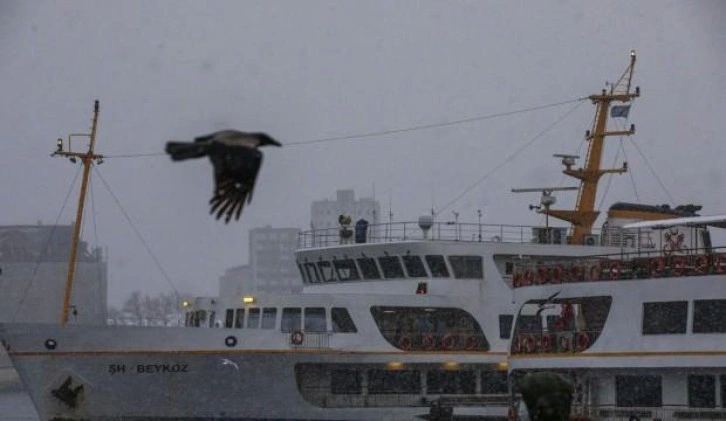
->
xmin=418 ymin=215 xmax=433 ymax=230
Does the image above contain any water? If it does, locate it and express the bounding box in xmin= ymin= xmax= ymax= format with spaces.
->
xmin=0 ymin=392 xmax=38 ymax=421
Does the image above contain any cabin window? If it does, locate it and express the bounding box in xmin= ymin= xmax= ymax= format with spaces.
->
xmin=304 ymin=263 xmax=321 ymax=283
xmin=720 ymin=375 xmax=726 ymax=408
xmin=693 ymin=299 xmax=726 ymax=333
xmin=448 ymin=255 xmax=483 ymax=279
xmin=261 ymin=308 xmax=277 ymax=329
xmin=224 ymin=309 xmax=234 ymax=328
xmin=499 ymin=314 xmax=514 ymax=339
xmin=247 ymin=308 xmax=260 ymax=328
xmin=331 ymin=307 xmax=357 ymax=333
xmin=642 ymin=301 xmax=688 ymax=334
xmin=481 ymin=370 xmax=508 ymax=394
xmin=368 ymin=369 xmax=421 ymax=394
xmin=331 ymin=369 xmax=361 ymax=394
xmin=305 ymin=307 xmax=327 ymax=332
xmin=356 ymin=257 xmax=381 ymax=279
xmin=281 ymin=307 xmax=302 ymax=332
xmin=616 ymin=375 xmax=662 ymax=407
xmin=333 ymin=259 xmax=360 ymax=281
xmin=427 ymin=370 xmax=476 ymax=394
xmin=426 ymin=255 xmax=450 ymax=277
xmin=317 ymin=261 xmax=337 ymax=282
xmin=688 ymin=375 xmax=716 ymax=408
xmin=208 ymin=311 xmax=216 ymax=328
xmin=234 ymin=308 xmax=244 ymax=328
xmin=402 ymin=255 xmax=427 ymax=278
xmin=297 ymin=263 xmax=308 ymax=283
xmin=378 ymin=256 xmax=405 ymax=279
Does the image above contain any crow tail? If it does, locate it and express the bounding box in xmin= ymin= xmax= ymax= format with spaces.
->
xmin=165 ymin=141 xmax=208 ymax=161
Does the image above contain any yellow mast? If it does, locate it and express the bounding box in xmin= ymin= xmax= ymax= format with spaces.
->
xmin=544 ymin=51 xmax=640 ymax=244
xmin=52 ymin=100 xmax=104 ymax=325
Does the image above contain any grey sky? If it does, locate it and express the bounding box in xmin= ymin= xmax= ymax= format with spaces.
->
xmin=1 ymin=1 xmax=724 ymax=305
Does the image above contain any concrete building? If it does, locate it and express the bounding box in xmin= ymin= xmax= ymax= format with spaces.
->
xmin=310 ymin=189 xmax=380 ymax=230
xmin=218 ymin=264 xmax=254 ymax=297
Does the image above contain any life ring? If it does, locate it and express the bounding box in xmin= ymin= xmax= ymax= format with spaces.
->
xmin=512 ymin=335 xmax=522 ymax=353
xmin=693 ymin=255 xmax=710 ymax=275
xmin=576 ymin=332 xmax=590 ymax=351
xmin=609 ymin=261 xmax=622 ymax=280
xmin=558 ymin=335 xmax=571 ymax=352
xmin=650 ymin=257 xmax=666 ymax=277
xmin=512 ymin=271 xmax=522 ymax=288
xmin=589 ymin=264 xmax=602 ymax=281
xmin=525 ymin=336 xmax=536 ymax=353
xmin=224 ymin=335 xmax=238 ymax=348
xmin=44 ymin=338 xmax=57 ymax=350
xmin=550 ymin=266 xmax=563 ymax=284
xmin=715 ymin=254 xmax=726 ymax=274
xmin=441 ymin=334 xmax=457 ymax=350
xmin=290 ymin=330 xmax=304 ymax=346
xmin=569 ymin=265 xmax=583 ymax=283
xmin=541 ymin=334 xmax=552 ymax=352
xmin=535 ymin=266 xmax=548 ymax=285
xmin=421 ymin=335 xmax=436 ymax=350
xmin=523 ymin=270 xmax=535 ymax=286
xmin=398 ymin=336 xmax=412 ymax=351
xmin=671 ymin=256 xmax=687 ymax=276
xmin=465 ymin=335 xmax=480 ymax=350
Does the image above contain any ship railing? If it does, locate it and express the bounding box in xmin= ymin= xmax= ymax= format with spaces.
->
xmin=512 ymin=246 xmax=726 ymax=288
xmin=572 ymin=403 xmax=726 ymax=420
xmin=297 ymin=221 xmax=599 ymax=249
xmin=287 ymin=330 xmax=331 ymax=349
xmin=510 ymin=330 xmax=601 ymax=355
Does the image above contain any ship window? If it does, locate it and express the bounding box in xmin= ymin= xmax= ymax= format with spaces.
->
xmin=378 ymin=256 xmax=404 ymax=279
xmin=208 ymin=311 xmax=216 ymax=328
xmin=402 ymin=255 xmax=427 ymax=278
xmin=297 ymin=263 xmax=308 ymax=283
xmin=427 ymin=370 xmax=476 ymax=394
xmin=331 ymin=307 xmax=357 ymax=333
xmin=616 ymin=375 xmax=662 ymax=407
xmin=234 ymin=308 xmax=244 ymax=328
xmin=368 ymin=369 xmax=421 ymax=394
xmin=331 ymin=369 xmax=361 ymax=394
xmin=642 ymin=301 xmax=687 ymax=334
xmin=481 ymin=370 xmax=508 ymax=394
xmin=261 ymin=308 xmax=277 ymax=329
xmin=247 ymin=308 xmax=260 ymax=328
xmin=281 ymin=307 xmax=302 ymax=332
xmin=426 ymin=255 xmax=450 ymax=277
xmin=317 ymin=261 xmax=337 ymax=282
xmin=448 ymin=255 xmax=483 ymax=279
xmin=693 ymin=299 xmax=726 ymax=333
xmin=305 ymin=307 xmax=326 ymax=332
xmin=304 ymin=263 xmax=321 ymax=283
xmin=499 ymin=314 xmax=514 ymax=339
xmin=688 ymin=375 xmax=716 ymax=408
xmin=356 ymin=257 xmax=381 ymax=279
xmin=224 ymin=309 xmax=234 ymax=328
xmin=333 ymin=259 xmax=360 ymax=281
xmin=721 ymin=375 xmax=726 ymax=408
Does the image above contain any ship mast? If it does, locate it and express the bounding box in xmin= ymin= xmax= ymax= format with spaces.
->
xmin=52 ymin=100 xmax=104 ymax=325
xmin=544 ymin=51 xmax=640 ymax=244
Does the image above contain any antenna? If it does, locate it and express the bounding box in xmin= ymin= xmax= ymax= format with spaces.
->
xmin=511 ymin=187 xmax=578 ymax=229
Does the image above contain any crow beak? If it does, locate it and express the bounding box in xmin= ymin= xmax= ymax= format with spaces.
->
xmin=268 ymin=138 xmax=282 ymax=147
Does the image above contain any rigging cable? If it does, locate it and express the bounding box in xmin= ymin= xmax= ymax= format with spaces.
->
xmin=88 ymin=174 xmax=106 ymax=319
xmin=10 ymin=164 xmax=83 ymax=321
xmin=434 ymin=100 xmax=585 ymax=216
xmin=92 ymin=166 xmax=181 ymax=300
xmin=628 ymin=136 xmax=676 ymax=204
xmin=101 ymin=97 xmax=587 ymax=158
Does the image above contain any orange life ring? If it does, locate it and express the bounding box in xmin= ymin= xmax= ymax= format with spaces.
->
xmin=569 ymin=265 xmax=583 ymax=283
xmin=589 ymin=264 xmax=602 ymax=281
xmin=421 ymin=335 xmax=436 ymax=350
xmin=541 ymin=334 xmax=552 ymax=352
xmin=512 ymin=335 xmax=521 ymax=353
xmin=535 ymin=266 xmax=548 ymax=285
xmin=715 ymin=254 xmax=726 ymax=274
xmin=558 ymin=335 xmax=571 ymax=352
xmin=290 ymin=330 xmax=304 ymax=345
xmin=441 ymin=334 xmax=457 ymax=350
xmin=550 ymin=266 xmax=563 ymax=284
xmin=609 ymin=261 xmax=622 ymax=280
xmin=693 ymin=255 xmax=710 ymax=275
xmin=650 ymin=257 xmax=666 ymax=277
xmin=398 ymin=336 xmax=412 ymax=351
xmin=524 ymin=270 xmax=535 ymax=286
xmin=525 ymin=336 xmax=536 ymax=353
xmin=576 ymin=332 xmax=590 ymax=351
xmin=671 ymin=256 xmax=687 ymax=276
xmin=465 ymin=335 xmax=480 ymax=350
xmin=512 ymin=271 xmax=522 ymax=288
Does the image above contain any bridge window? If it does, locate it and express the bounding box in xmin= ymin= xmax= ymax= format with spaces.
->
xmin=333 ymin=259 xmax=360 ymax=281
xmin=616 ymin=375 xmax=662 ymax=407
xmin=369 ymin=369 xmax=421 ymax=394
xmin=317 ymin=261 xmax=337 ymax=282
xmin=689 ymin=375 xmax=715 ymax=408
xmin=356 ymin=257 xmax=381 ymax=279
xmin=402 ymin=255 xmax=427 ymax=278
xmin=261 ymin=308 xmax=277 ymax=329
xmin=331 ymin=307 xmax=357 ymax=333
xmin=378 ymin=256 xmax=404 ymax=279
xmin=425 ymin=255 xmax=450 ymax=277
xmin=247 ymin=308 xmax=260 ymax=329
xmin=304 ymin=263 xmax=321 ymax=283
xmin=449 ymin=255 xmax=483 ymax=279
xmin=305 ymin=307 xmax=327 ymax=332
xmin=693 ymin=300 xmax=726 ymax=333
xmin=331 ymin=369 xmax=361 ymax=394
xmin=234 ymin=308 xmax=244 ymax=328
xmin=427 ymin=370 xmax=476 ymax=394
xmin=642 ymin=301 xmax=687 ymax=334
xmin=281 ymin=307 xmax=302 ymax=332
xmin=297 ymin=263 xmax=308 ymax=283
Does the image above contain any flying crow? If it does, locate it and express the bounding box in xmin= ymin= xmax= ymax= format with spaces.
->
xmin=165 ymin=130 xmax=282 ymax=223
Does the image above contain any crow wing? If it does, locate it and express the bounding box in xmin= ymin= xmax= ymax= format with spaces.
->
xmin=207 ymin=142 xmax=263 ymax=223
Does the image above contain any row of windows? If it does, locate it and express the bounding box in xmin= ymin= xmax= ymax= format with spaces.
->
xmin=330 ymin=369 xmax=507 ymax=395
xmin=297 ymin=254 xmax=483 ymax=284
xmin=615 ymin=375 xmax=726 ymax=408
xmin=186 ymin=307 xmax=357 ymax=333
xmin=643 ymin=300 xmax=726 ymax=334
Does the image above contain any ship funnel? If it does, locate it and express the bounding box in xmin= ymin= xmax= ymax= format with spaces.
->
xmin=418 ymin=215 xmax=433 ymax=239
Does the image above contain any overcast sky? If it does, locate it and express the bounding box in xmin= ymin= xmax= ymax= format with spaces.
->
xmin=1 ymin=1 xmax=724 ymax=306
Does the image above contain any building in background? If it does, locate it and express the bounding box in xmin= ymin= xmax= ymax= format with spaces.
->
xmin=218 ymin=264 xmax=254 ymax=298
xmin=311 ymin=189 xmax=380 ymax=230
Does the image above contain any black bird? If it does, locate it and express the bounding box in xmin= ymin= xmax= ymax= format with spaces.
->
xmin=165 ymin=130 xmax=282 ymax=223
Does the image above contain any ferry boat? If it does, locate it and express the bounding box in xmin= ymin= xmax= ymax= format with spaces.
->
xmin=0 ymin=51 xmax=696 ymax=421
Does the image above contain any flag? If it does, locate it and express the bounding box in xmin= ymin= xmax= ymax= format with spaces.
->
xmin=610 ymin=105 xmax=631 ymax=118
